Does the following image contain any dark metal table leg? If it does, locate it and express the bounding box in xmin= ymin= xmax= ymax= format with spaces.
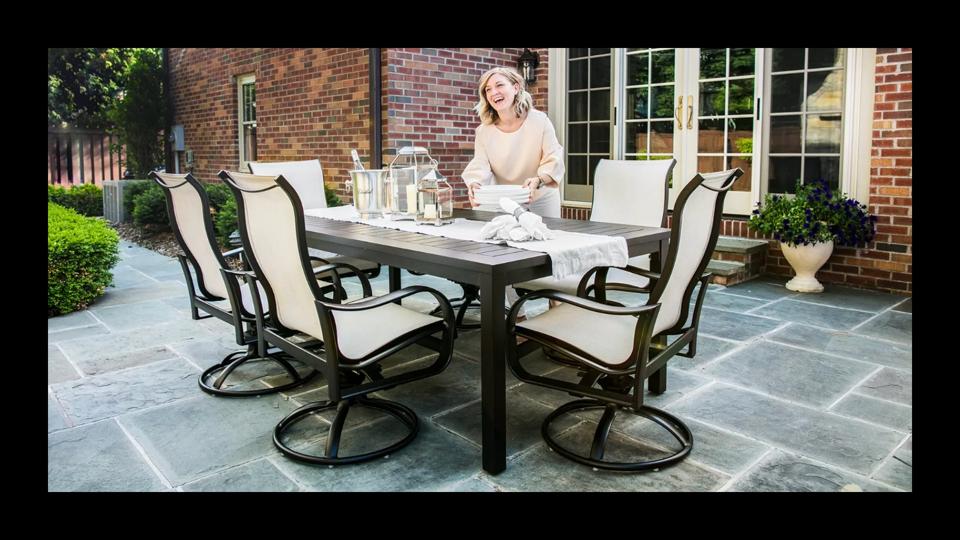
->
xmin=479 ymin=274 xmax=506 ymax=474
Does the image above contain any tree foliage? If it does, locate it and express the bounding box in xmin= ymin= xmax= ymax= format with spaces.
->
xmin=107 ymin=48 xmax=166 ymax=177
xmin=48 ymin=48 xmax=136 ymax=129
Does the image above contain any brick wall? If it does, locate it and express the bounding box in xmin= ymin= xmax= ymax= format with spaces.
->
xmin=382 ymin=48 xmax=549 ymax=206
xmin=167 ymin=48 xmax=370 ymax=202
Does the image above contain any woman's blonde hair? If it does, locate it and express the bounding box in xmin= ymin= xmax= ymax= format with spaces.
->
xmin=474 ymin=67 xmax=533 ymax=125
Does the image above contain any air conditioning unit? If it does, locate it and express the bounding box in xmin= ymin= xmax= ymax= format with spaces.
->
xmin=103 ymin=180 xmax=148 ymax=224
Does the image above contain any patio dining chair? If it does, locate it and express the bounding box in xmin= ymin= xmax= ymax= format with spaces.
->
xmin=149 ymin=171 xmax=325 ymax=397
xmin=248 ymin=159 xmax=381 ymax=298
xmin=504 ymin=168 xmax=742 ymax=471
xmin=219 ymin=170 xmax=456 ymax=466
xmin=514 ymin=158 xmax=676 ymax=300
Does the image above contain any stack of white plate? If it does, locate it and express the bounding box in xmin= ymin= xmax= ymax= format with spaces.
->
xmin=474 ymin=185 xmax=530 ymax=212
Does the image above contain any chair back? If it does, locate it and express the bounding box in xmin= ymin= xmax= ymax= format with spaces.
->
xmin=248 ymin=159 xmax=328 ymax=209
xmin=591 ymin=158 xmax=676 ymax=227
xmin=150 ymin=172 xmax=230 ymax=301
xmin=649 ymin=168 xmax=742 ymax=335
xmin=219 ymin=170 xmax=326 ymax=340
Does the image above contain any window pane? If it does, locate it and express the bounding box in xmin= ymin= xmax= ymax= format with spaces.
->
xmin=626 ymin=87 xmax=648 ymax=120
xmin=588 ymin=155 xmax=604 ymax=184
xmin=804 ymin=156 xmax=840 ymax=191
xmin=569 ymin=59 xmax=587 ymax=91
xmin=698 ymin=155 xmax=725 ymax=174
xmin=806 ymin=114 xmax=842 ymax=153
xmin=770 ymin=73 xmax=804 ymax=113
xmin=568 ymin=123 xmax=587 ymax=153
xmin=567 ymin=155 xmax=587 ymax=185
xmin=243 ymin=125 xmax=257 ymax=161
xmin=650 ymin=121 xmax=674 ymax=154
xmin=727 ymin=119 xmax=754 ymax=154
xmin=589 ymin=123 xmax=610 ymax=153
xmin=590 ymin=48 xmax=610 ymax=55
xmin=590 ymin=90 xmax=610 ymax=121
xmin=650 ymin=85 xmax=674 ymax=119
xmin=806 ymin=70 xmax=844 ymax=112
xmin=699 ymin=80 xmax=725 ymax=117
xmin=728 ymin=156 xmax=752 ymax=192
xmin=772 ymin=48 xmax=804 ymax=72
xmin=651 ymin=50 xmax=675 ymax=84
xmin=568 ymin=92 xmax=587 ymax=122
xmin=626 ymin=53 xmax=649 ymax=86
xmin=769 ymin=115 xmax=802 ymax=153
xmin=700 ymin=48 xmax=726 ymax=79
xmin=569 ymin=48 xmax=588 ymax=59
xmin=243 ymin=83 xmax=256 ymax=122
xmin=590 ymin=55 xmax=610 ymax=88
xmin=769 ymin=156 xmax=801 ymax=193
xmin=730 ymin=48 xmax=755 ymax=76
xmin=698 ymin=119 xmax=725 ymax=153
xmin=625 ymin=121 xmax=647 ymax=155
xmin=809 ymin=48 xmax=843 ymax=69
xmin=728 ymin=78 xmax=754 ymax=115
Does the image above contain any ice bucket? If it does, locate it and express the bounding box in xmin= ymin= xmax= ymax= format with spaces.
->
xmin=346 ymin=169 xmax=389 ymax=219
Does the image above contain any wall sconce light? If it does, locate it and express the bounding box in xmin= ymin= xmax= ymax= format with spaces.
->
xmin=517 ymin=48 xmax=540 ymax=85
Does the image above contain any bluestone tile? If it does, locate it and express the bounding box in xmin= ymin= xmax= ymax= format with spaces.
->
xmin=48 ymin=395 xmax=70 ymax=433
xmin=872 ymin=436 xmax=911 ymax=490
xmin=697 ymin=307 xmax=784 ymax=341
xmin=47 ymin=310 xmax=99 ymax=333
xmin=789 ymin=285 xmax=906 ymax=313
xmin=181 ymin=459 xmax=300 ymax=492
xmin=831 ymin=393 xmax=912 ymax=432
xmin=853 ymin=311 xmax=912 ymax=345
xmin=729 ymin=450 xmax=896 ymax=492
xmin=857 ymin=368 xmax=912 ymax=405
xmin=48 ymin=345 xmax=81 ymax=384
xmin=90 ymin=299 xmax=185 ymax=332
xmin=768 ymin=323 xmax=912 ymax=370
xmin=749 ymin=299 xmax=875 ymax=331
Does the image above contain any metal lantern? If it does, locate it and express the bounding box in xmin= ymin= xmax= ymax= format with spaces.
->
xmin=386 ymin=146 xmax=440 ymax=220
xmin=415 ymin=173 xmax=453 ymax=226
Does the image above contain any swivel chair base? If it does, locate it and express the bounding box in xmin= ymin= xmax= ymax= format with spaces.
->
xmin=198 ymin=345 xmax=319 ymax=397
xmin=542 ymin=399 xmax=692 ymax=472
xmin=274 ymin=396 xmax=419 ymax=466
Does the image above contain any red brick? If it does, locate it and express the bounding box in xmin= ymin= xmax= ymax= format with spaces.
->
xmin=886 ymin=53 xmax=912 ymax=63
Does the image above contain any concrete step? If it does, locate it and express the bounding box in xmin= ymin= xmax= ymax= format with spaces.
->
xmin=714 ymin=236 xmax=769 ymax=254
xmin=706 ymin=259 xmax=744 ymax=277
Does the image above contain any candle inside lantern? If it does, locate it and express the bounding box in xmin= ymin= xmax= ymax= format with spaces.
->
xmin=423 ymin=203 xmax=437 ymax=220
xmin=406 ymin=184 xmax=417 ymax=214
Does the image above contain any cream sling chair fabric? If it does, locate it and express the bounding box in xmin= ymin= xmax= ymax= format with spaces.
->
xmin=149 ymin=172 xmax=323 ymax=396
xmin=247 ymin=159 xmax=381 ymax=294
xmin=504 ymin=168 xmax=742 ymax=472
xmin=219 ymin=170 xmax=456 ymax=466
xmin=514 ymin=158 xmax=675 ymax=298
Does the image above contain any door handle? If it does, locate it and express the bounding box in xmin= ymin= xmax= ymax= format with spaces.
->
xmin=675 ymin=95 xmax=684 ymax=130
xmin=687 ymin=94 xmax=694 ymax=130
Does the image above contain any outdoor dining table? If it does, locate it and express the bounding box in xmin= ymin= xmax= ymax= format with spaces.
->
xmin=304 ymin=208 xmax=671 ymax=474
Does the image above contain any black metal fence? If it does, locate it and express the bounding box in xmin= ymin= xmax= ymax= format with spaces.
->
xmin=48 ymin=128 xmax=126 ymax=186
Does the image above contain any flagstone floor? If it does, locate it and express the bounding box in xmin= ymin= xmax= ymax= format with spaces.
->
xmin=48 ymin=241 xmax=912 ymax=492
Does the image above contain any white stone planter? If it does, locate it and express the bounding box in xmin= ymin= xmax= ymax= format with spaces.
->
xmin=780 ymin=240 xmax=834 ymax=293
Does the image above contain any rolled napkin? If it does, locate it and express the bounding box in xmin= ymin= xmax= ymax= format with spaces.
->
xmin=499 ymin=198 xmax=555 ymax=241
xmin=480 ymin=214 xmax=520 ymax=240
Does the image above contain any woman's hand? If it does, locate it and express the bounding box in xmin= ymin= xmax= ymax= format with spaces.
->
xmin=466 ymin=182 xmax=483 ymax=207
xmin=521 ymin=177 xmax=543 ymax=203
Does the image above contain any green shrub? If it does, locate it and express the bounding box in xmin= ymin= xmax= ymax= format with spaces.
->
xmin=48 ymin=202 xmax=120 ymax=316
xmin=203 ymin=182 xmax=233 ymax=213
xmin=131 ymin=181 xmax=170 ymax=228
xmin=214 ymin=196 xmax=238 ymax=248
xmin=123 ymin=180 xmax=153 ymax=217
xmin=325 ymin=183 xmax=342 ymax=207
xmin=47 ymin=184 xmax=104 ymax=216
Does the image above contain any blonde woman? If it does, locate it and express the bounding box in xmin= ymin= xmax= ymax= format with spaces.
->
xmin=463 ymin=66 xmax=565 ymax=218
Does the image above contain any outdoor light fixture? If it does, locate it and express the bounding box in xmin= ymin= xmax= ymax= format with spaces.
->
xmin=518 ymin=48 xmax=540 ymax=84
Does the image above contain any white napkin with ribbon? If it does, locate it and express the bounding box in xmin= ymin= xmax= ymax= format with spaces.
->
xmin=499 ymin=198 xmax=555 ymax=241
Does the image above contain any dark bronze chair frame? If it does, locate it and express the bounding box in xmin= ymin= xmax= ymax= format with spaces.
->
xmin=150 ymin=171 xmax=323 ymax=397
xmin=504 ymin=169 xmax=742 ymax=472
xmin=220 ymin=170 xmax=457 ymax=466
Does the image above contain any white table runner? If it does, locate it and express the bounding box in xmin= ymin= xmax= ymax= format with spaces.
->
xmin=304 ymin=206 xmax=627 ymax=279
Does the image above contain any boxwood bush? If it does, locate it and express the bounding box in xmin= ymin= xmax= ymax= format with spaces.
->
xmin=130 ymin=181 xmax=169 ymax=228
xmin=48 ymin=202 xmax=120 ymax=316
xmin=48 ymin=184 xmax=104 ymax=217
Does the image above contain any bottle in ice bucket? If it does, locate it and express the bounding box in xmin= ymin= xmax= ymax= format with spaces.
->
xmin=415 ymin=170 xmax=453 ymax=226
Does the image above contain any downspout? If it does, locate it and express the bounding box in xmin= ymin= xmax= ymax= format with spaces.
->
xmin=369 ymin=48 xmax=382 ymax=169
xmin=162 ymin=47 xmax=174 ymax=174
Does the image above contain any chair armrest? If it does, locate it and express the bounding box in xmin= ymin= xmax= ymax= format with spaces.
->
xmin=222 ymin=247 xmax=245 ymax=259
xmin=311 ymin=262 xmax=373 ymax=298
xmin=317 ymin=285 xmax=452 ymax=320
xmin=507 ymin=288 xmax=660 ymax=329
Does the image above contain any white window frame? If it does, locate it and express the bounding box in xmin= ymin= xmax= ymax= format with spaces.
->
xmin=549 ymin=48 xmax=876 ymax=212
xmin=237 ymin=73 xmax=256 ymax=171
